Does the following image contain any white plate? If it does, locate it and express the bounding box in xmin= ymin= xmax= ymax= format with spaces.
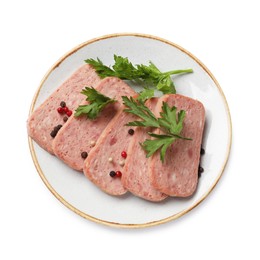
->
xmin=28 ymin=33 xmax=232 ymax=228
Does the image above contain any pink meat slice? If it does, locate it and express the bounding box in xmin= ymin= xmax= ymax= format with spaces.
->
xmin=53 ymin=77 xmax=136 ymax=171
xmin=27 ymin=64 xmax=101 ymax=154
xmin=122 ymin=98 xmax=168 ymax=202
xmin=83 ymin=106 xmax=138 ymax=196
xmin=150 ymin=94 xmax=205 ymax=197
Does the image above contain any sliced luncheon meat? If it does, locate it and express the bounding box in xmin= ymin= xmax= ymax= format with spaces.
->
xmin=150 ymin=94 xmax=205 ymax=197
xmin=83 ymin=105 xmax=138 ymax=196
xmin=53 ymin=77 xmax=136 ymax=171
xmin=27 ymin=64 xmax=101 ymax=154
xmin=122 ymin=98 xmax=168 ymax=202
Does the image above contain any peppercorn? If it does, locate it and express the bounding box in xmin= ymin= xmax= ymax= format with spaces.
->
xmin=109 ymin=171 xmax=116 ymax=177
xmin=54 ymin=124 xmax=62 ymax=131
xmin=81 ymin=151 xmax=88 ymax=159
xmin=198 ymin=165 xmax=204 ymax=178
xmin=60 ymin=101 xmax=66 ymax=107
xmin=50 ymin=124 xmax=62 ymax=138
xmin=90 ymin=140 xmax=96 ymax=146
xmin=200 ymin=147 xmax=205 ymax=155
xmin=66 ymin=110 xmax=72 ymax=117
xmin=116 ymin=171 xmax=122 ymax=177
xmin=63 ymin=106 xmax=69 ymax=113
xmin=119 ymin=160 xmax=125 ymax=166
xmin=121 ymin=151 xmax=127 ymax=158
xmin=50 ymin=130 xmax=57 ymax=138
xmin=57 ymin=107 xmax=63 ymax=114
xmin=128 ymin=129 xmax=135 ymax=135
xmin=63 ymin=116 xmax=68 ymax=122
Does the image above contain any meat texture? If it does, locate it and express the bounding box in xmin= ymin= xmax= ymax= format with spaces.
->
xmin=122 ymin=98 xmax=168 ymax=202
xmin=83 ymin=107 xmax=138 ymax=196
xmin=150 ymin=94 xmax=205 ymax=197
xmin=27 ymin=64 xmax=101 ymax=154
xmin=53 ymin=77 xmax=136 ymax=171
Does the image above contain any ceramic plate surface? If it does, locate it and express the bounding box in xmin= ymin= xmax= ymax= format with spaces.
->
xmin=29 ymin=33 xmax=232 ymax=228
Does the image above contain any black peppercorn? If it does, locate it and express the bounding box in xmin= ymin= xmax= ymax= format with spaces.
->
xmin=54 ymin=124 xmax=62 ymax=131
xmin=198 ymin=165 xmax=204 ymax=178
xmin=50 ymin=130 xmax=57 ymax=138
xmin=50 ymin=124 xmax=62 ymax=138
xmin=81 ymin=151 xmax=88 ymax=159
xmin=200 ymin=147 xmax=205 ymax=155
xmin=128 ymin=129 xmax=135 ymax=135
xmin=63 ymin=116 xmax=68 ymax=122
xmin=60 ymin=101 xmax=66 ymax=107
xmin=109 ymin=171 xmax=116 ymax=177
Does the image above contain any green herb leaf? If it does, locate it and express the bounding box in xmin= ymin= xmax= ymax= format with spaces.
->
xmin=158 ymin=102 xmax=186 ymax=135
xmin=85 ymin=56 xmax=193 ymax=96
xmin=122 ymin=97 xmax=191 ymax=162
xmin=74 ymin=87 xmax=116 ymax=119
xmin=122 ymin=96 xmax=160 ymax=128
xmin=84 ymin=58 xmax=115 ymax=78
xmin=112 ymin=55 xmax=143 ymax=79
xmin=137 ymin=88 xmax=155 ymax=102
xmin=141 ymin=133 xmax=176 ymax=162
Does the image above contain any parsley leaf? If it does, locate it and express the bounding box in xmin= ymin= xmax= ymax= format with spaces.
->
xmin=137 ymin=88 xmax=155 ymax=102
xmin=158 ymin=102 xmax=186 ymax=135
xmin=74 ymin=87 xmax=116 ymax=119
xmin=122 ymin=97 xmax=191 ymax=162
xmin=141 ymin=133 xmax=175 ymax=162
xmin=122 ymin=96 xmax=160 ymax=128
xmin=111 ymin=55 xmax=143 ymax=79
xmin=85 ymin=55 xmax=193 ymax=95
xmin=84 ymin=58 xmax=115 ymax=78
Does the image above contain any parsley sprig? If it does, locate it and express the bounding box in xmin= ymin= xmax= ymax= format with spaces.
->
xmin=122 ymin=96 xmax=191 ymax=162
xmin=123 ymin=96 xmax=160 ymax=128
xmin=85 ymin=55 xmax=193 ymax=98
xmin=74 ymin=87 xmax=116 ymax=119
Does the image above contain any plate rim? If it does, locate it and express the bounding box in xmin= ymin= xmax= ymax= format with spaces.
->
xmin=28 ymin=32 xmax=232 ymax=228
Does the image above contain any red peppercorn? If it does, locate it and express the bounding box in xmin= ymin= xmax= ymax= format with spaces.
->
xmin=66 ymin=110 xmax=72 ymax=117
xmin=57 ymin=107 xmax=63 ymax=113
xmin=121 ymin=151 xmax=127 ymax=158
xmin=63 ymin=106 xmax=69 ymax=113
xmin=116 ymin=171 xmax=122 ymax=177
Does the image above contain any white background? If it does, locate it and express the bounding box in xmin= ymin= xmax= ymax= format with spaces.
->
xmin=1 ymin=0 xmax=259 ymax=259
